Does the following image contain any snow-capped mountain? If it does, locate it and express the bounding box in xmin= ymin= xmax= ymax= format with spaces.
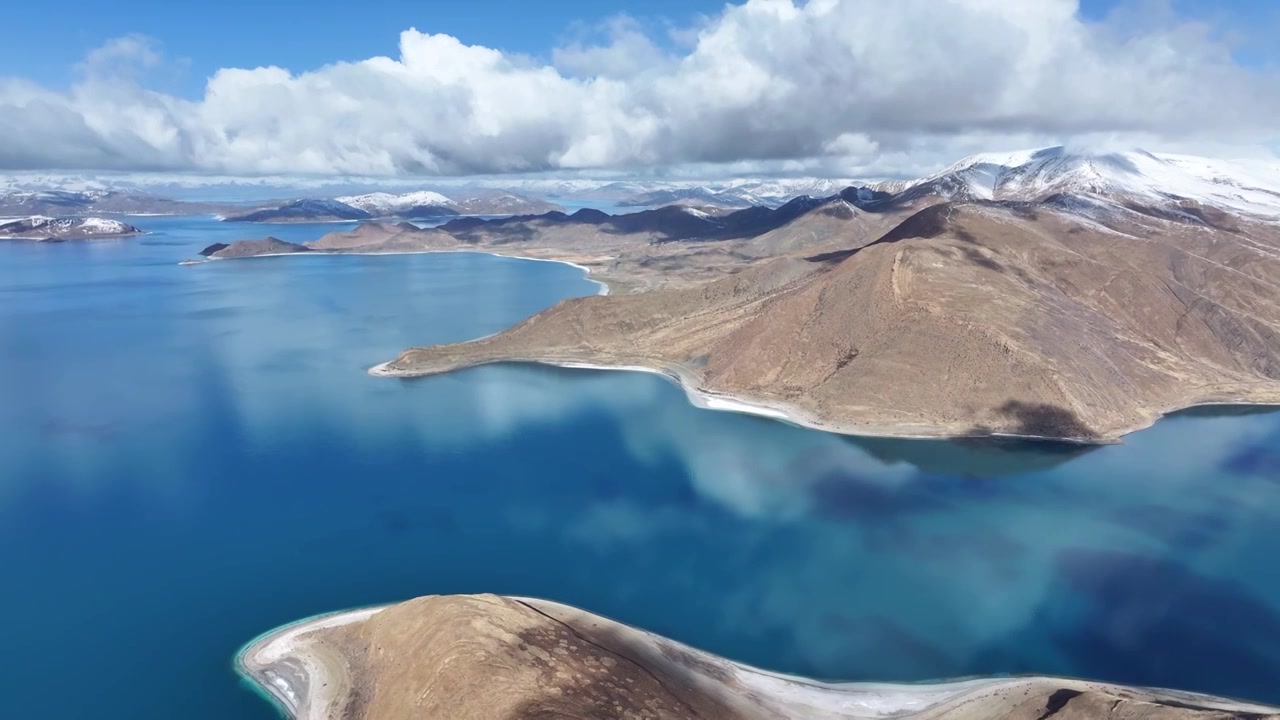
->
xmin=222 ymin=199 xmax=373 ymax=223
xmin=452 ymin=191 xmax=562 ymax=215
xmin=337 ymin=190 xmax=561 ymax=217
xmin=337 ymin=191 xmax=455 ymax=216
xmin=888 ymin=147 xmax=1280 ymax=218
xmin=612 ymin=178 xmax=864 ymax=209
xmin=0 ymin=216 xmax=143 ymax=241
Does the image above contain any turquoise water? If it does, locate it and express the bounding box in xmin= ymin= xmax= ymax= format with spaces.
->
xmin=2 ymin=217 xmax=1279 ymax=719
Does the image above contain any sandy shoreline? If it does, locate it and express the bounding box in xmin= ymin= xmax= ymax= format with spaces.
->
xmin=237 ymin=596 xmax=1280 ymax=720
xmin=237 ymin=606 xmax=384 ymax=720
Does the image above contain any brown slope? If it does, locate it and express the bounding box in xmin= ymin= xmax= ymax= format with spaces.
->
xmin=377 ymin=201 xmax=1280 ymax=441
xmin=239 ymin=594 xmax=1280 ymax=720
xmin=304 ymin=221 xmax=458 ymax=252
xmin=202 ymin=236 xmax=310 ymax=258
xmin=189 ymin=191 xmax=912 ymax=293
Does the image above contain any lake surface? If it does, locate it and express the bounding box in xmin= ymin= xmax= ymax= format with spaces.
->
xmin=2 ymin=217 xmax=1279 ymax=719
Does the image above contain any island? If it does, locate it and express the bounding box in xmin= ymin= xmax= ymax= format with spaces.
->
xmin=0 ymin=216 xmax=143 ymax=241
xmin=200 ymin=237 xmax=311 ymax=259
xmin=198 ymin=147 xmax=1280 ymax=442
xmin=238 ymin=594 xmax=1280 ymax=720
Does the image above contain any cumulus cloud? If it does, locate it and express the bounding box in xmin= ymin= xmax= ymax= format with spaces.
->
xmin=1 ymin=0 xmax=1278 ymax=176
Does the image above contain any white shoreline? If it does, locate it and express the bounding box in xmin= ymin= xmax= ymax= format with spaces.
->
xmin=237 ymin=606 xmax=384 ymax=720
xmin=373 ymin=354 xmax=1280 ymax=444
xmin=371 ymin=356 xmax=1136 ymax=444
xmin=186 ymin=247 xmax=610 ymax=296
xmin=543 ymin=360 xmax=798 ymax=423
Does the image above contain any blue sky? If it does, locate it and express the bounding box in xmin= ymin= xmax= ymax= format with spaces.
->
xmin=3 ymin=0 xmax=722 ymax=96
xmin=3 ymin=0 xmax=1274 ymax=98
xmin=1 ymin=0 xmax=1277 ymax=176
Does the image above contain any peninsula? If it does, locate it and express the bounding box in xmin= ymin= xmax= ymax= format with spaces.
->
xmin=238 ymin=594 xmax=1280 ymax=720
xmin=203 ymin=148 xmax=1280 ymax=441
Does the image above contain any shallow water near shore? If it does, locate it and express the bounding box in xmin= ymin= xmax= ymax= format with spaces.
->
xmin=2 ymin=216 xmax=1280 ymax=719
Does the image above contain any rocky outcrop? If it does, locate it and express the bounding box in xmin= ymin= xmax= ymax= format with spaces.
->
xmin=200 ymin=237 xmax=310 ymax=258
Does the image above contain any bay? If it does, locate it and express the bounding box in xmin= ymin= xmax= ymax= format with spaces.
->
xmin=1 ymin=217 xmax=1278 ymax=719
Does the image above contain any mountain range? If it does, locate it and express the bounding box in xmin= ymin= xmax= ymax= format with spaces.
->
xmin=238 ymin=145 xmax=1280 ymax=442
xmin=219 ymin=189 xmax=563 ymax=223
xmin=878 ymin=147 xmax=1280 ymax=217
xmin=0 ymin=189 xmax=222 ymax=217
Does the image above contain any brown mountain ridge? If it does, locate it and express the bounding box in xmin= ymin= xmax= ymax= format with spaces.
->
xmin=197 ymin=149 xmax=1280 ymax=441
xmin=372 ymin=194 xmax=1280 ymax=441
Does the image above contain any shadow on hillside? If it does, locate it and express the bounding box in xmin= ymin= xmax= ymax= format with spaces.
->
xmin=984 ymin=400 xmax=1099 ymax=441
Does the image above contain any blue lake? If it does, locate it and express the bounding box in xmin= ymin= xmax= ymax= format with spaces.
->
xmin=2 ymin=217 xmax=1279 ymax=719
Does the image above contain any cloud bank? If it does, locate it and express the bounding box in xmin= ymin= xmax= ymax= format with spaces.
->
xmin=1 ymin=0 xmax=1278 ymax=177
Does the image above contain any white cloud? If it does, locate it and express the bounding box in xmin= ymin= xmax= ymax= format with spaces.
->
xmin=553 ymin=16 xmax=675 ymax=79
xmin=1 ymin=0 xmax=1278 ymax=177
xmin=76 ymin=34 xmax=164 ymax=81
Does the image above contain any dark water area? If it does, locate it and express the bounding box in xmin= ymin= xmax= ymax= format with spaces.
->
xmin=1 ymin=217 xmax=1279 ymax=719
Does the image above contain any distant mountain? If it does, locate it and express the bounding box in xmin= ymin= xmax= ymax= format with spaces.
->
xmin=485 ymin=177 xmax=862 ymax=209
xmin=0 ymin=189 xmax=221 ymax=217
xmin=226 ymin=190 xmax=564 ymax=223
xmin=451 ymin=190 xmax=563 ymax=215
xmin=0 ymin=216 xmax=143 ymax=241
xmin=222 ymin=199 xmax=373 ymax=223
xmin=611 ymin=179 xmax=862 ymax=209
xmin=879 ymin=146 xmax=1280 ymax=218
xmin=617 ymin=187 xmax=754 ymax=209
xmin=437 ymin=194 xmax=839 ymax=244
xmin=336 ymin=191 xmax=456 ymax=218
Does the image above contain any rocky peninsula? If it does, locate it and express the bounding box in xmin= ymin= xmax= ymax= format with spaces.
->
xmin=202 ymin=148 xmax=1280 ymax=441
xmin=238 ymin=594 xmax=1280 ymax=720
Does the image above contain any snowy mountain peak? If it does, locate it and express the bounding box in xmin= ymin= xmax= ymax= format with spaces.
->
xmin=911 ymin=146 xmax=1280 ymax=218
xmin=338 ymin=190 xmax=456 ymax=215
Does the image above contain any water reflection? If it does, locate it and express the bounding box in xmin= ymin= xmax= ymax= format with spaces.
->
xmin=854 ymin=435 xmax=1096 ymax=477
xmin=2 ymin=217 xmax=1280 ymax=720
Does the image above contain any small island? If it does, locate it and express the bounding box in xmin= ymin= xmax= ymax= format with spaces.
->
xmin=0 ymin=216 xmax=143 ymax=242
xmin=238 ymin=594 xmax=1280 ymax=720
xmin=200 ymin=237 xmax=311 ymax=259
